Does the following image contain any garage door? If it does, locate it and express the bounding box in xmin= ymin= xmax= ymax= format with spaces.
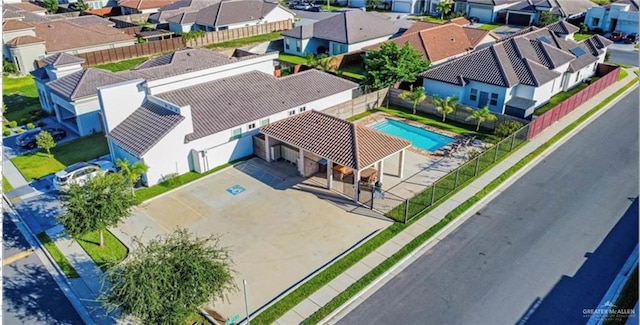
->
xmin=393 ymin=1 xmax=411 ymax=13
xmin=468 ymin=6 xmax=493 ymax=23
xmin=507 ymin=12 xmax=532 ymax=26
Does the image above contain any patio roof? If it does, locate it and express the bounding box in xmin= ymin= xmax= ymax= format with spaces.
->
xmin=260 ymin=111 xmax=411 ymax=170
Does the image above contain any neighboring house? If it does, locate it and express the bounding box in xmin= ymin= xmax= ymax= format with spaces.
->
xmin=281 ymin=10 xmax=413 ymax=56
xmin=31 ymin=48 xmax=279 ymax=137
xmin=118 ymin=0 xmax=179 ymax=14
xmin=99 ymin=69 xmax=358 ymax=186
xmin=162 ymin=0 xmax=294 ymax=33
xmin=498 ymin=0 xmax=596 ymax=25
xmin=364 ymin=20 xmax=498 ymax=65
xmin=2 ymin=8 xmax=136 ymax=74
xmin=585 ymin=0 xmax=639 ymax=34
xmin=421 ymin=22 xmax=611 ymax=118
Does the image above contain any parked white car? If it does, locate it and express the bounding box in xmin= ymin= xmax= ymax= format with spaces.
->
xmin=53 ymin=160 xmax=117 ymax=191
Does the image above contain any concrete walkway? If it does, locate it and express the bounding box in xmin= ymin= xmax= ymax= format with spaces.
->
xmin=274 ymin=70 xmax=639 ymax=325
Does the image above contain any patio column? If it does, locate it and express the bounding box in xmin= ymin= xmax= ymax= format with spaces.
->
xmin=264 ymin=135 xmax=271 ymax=162
xmin=397 ymin=149 xmax=405 ymax=178
xmin=326 ymin=160 xmax=333 ymax=190
xmin=298 ymin=148 xmax=305 ymax=176
xmin=53 ymin=104 xmax=62 ymax=123
xmin=353 ymin=168 xmax=361 ymax=203
xmin=377 ymin=160 xmax=384 ymax=184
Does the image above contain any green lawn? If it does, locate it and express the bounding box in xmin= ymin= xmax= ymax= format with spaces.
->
xmin=3 ymin=176 xmax=13 ymax=192
xmin=204 ymin=32 xmax=282 ymax=49
xmin=573 ymin=33 xmax=593 ymax=41
xmin=2 ymin=74 xmax=41 ymax=124
xmin=477 ymin=23 xmax=503 ymax=31
xmin=419 ymin=16 xmax=447 ymax=24
xmin=93 ymin=57 xmax=148 ymax=72
xmin=341 ymin=64 xmax=365 ymax=80
xmin=618 ymin=68 xmax=629 ymax=81
xmin=11 ymin=134 xmax=109 ymax=181
xmin=76 ymin=229 xmax=128 ymax=272
xmin=36 ymin=232 xmax=80 ymax=278
xmin=533 ymin=83 xmax=589 ymax=116
xmin=278 ymin=53 xmax=307 ymax=65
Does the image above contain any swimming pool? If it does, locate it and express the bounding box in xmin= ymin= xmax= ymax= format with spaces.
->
xmin=369 ymin=119 xmax=454 ymax=152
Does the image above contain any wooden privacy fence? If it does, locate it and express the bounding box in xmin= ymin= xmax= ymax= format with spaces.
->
xmin=323 ymin=88 xmax=388 ymax=119
xmin=76 ymin=37 xmax=185 ymax=66
xmin=389 ymin=89 xmax=528 ymax=130
xmin=528 ymin=65 xmax=620 ymax=139
xmin=185 ymin=20 xmax=293 ymax=47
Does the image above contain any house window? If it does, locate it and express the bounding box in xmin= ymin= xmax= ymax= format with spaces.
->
xmin=247 ymin=123 xmax=256 ymax=130
xmin=289 ymin=109 xmax=296 ymax=116
xmin=490 ymin=93 xmax=498 ymax=106
xmin=260 ymin=118 xmax=270 ymax=126
xmin=470 ymin=88 xmax=478 ymax=101
xmin=219 ymin=26 xmax=229 ymax=31
xmin=285 ymin=38 xmax=290 ymax=50
xmin=299 ymin=106 xmax=306 ymax=112
xmin=296 ymin=40 xmax=301 ymax=52
xmin=575 ymin=73 xmax=580 ymax=82
xmin=231 ymin=128 xmax=242 ymax=140
xmin=592 ymin=17 xmax=600 ymax=26
xmin=341 ymin=44 xmax=348 ymax=53
xmin=14 ymin=59 xmax=20 ymax=72
xmin=332 ymin=43 xmax=341 ymax=55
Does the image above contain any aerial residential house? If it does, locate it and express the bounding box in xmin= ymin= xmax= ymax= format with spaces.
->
xmin=163 ymin=0 xmax=294 ymax=33
xmin=99 ymin=69 xmax=359 ymax=186
xmin=281 ymin=10 xmax=413 ymax=56
xmin=421 ymin=22 xmax=611 ymax=118
xmin=364 ymin=20 xmax=498 ymax=65
xmin=585 ymin=0 xmax=639 ymax=34
xmin=118 ymin=0 xmax=179 ymax=14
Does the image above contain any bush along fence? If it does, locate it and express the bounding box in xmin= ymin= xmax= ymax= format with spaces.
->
xmin=386 ymin=124 xmax=530 ymax=223
xmin=528 ymin=64 xmax=620 ymax=139
xmin=184 ymin=20 xmax=292 ymax=47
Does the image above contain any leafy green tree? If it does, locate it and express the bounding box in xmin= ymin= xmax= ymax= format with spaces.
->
xmin=116 ymin=158 xmax=148 ymax=194
xmin=43 ymin=0 xmax=59 ymax=13
xmin=363 ymin=42 xmax=431 ymax=105
xmin=433 ymin=95 xmax=458 ymax=121
xmin=398 ymin=86 xmax=427 ymax=115
xmin=36 ymin=131 xmax=55 ymax=156
xmin=436 ymin=0 xmax=453 ymax=20
xmin=537 ymin=11 xmax=558 ymax=27
xmin=100 ymin=229 xmax=237 ymax=325
xmin=71 ymin=0 xmax=90 ymax=12
xmin=365 ymin=0 xmax=382 ymax=10
xmin=466 ymin=105 xmax=498 ymax=131
xmin=59 ymin=172 xmax=136 ymax=247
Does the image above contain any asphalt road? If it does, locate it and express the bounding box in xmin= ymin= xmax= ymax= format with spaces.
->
xmin=608 ymin=48 xmax=639 ymax=67
xmin=338 ymin=88 xmax=639 ymax=325
xmin=2 ymin=214 xmax=83 ymax=324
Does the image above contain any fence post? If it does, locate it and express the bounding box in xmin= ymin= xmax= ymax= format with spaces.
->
xmin=510 ymin=134 xmax=516 ymax=151
xmin=474 ymin=156 xmax=480 ymax=176
xmin=454 ymin=168 xmax=460 ymax=188
xmin=493 ymin=143 xmax=499 ymax=162
xmin=404 ymin=199 xmax=409 ymax=223
xmin=430 ymin=183 xmax=436 ymax=205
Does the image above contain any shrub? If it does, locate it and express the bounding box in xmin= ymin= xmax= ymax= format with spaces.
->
xmin=164 ymin=174 xmax=182 ymax=187
xmin=579 ymin=23 xmax=589 ymax=34
xmin=3 ymin=128 xmax=11 ymax=137
xmin=19 ymin=118 xmax=28 ymax=125
xmin=8 ymin=121 xmax=17 ymax=128
xmin=26 ymin=123 xmax=35 ymax=130
xmin=3 ymin=60 xmax=17 ymax=74
xmin=15 ymin=128 xmax=24 ymax=134
xmin=494 ymin=120 xmax=524 ymax=138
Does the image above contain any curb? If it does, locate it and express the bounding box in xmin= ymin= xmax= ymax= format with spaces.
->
xmin=320 ymin=78 xmax=639 ymax=324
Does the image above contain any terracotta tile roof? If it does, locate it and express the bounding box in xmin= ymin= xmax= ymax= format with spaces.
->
xmin=464 ymin=27 xmax=494 ymax=47
xmin=155 ymin=69 xmax=358 ymax=141
xmin=43 ymin=52 xmax=86 ymax=67
xmin=85 ymin=7 xmax=122 ymax=17
xmin=107 ymin=101 xmax=185 ymax=157
xmin=118 ymin=0 xmax=179 ymax=10
xmin=6 ymin=35 xmax=45 ymax=46
xmin=421 ymin=22 xmax=602 ymax=88
xmin=34 ymin=20 xmax=136 ymax=53
xmin=449 ymin=17 xmax=471 ymax=26
xmin=260 ymin=110 xmax=411 ymax=170
xmin=405 ymin=21 xmax=442 ymax=34
xmin=2 ymin=20 xmax=35 ymax=31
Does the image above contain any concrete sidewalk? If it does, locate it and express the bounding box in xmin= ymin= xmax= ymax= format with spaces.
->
xmin=274 ymin=69 xmax=639 ymax=325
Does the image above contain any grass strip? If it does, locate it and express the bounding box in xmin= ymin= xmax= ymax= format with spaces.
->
xmin=278 ymin=53 xmax=307 ymax=65
xmin=76 ymin=230 xmax=128 ymax=272
xmin=36 ymin=232 xmax=80 ymax=278
xmin=204 ymin=32 xmax=281 ymax=49
xmin=534 ymin=82 xmax=589 ymax=116
xmin=477 ymin=23 xmax=503 ymax=31
xmin=604 ymin=266 xmax=638 ymax=325
xmin=618 ymin=69 xmax=629 ymax=81
xmin=93 ymin=57 xmax=148 ymax=72
xmin=135 ymin=156 xmax=252 ymax=203
xmin=300 ymin=74 xmax=639 ymax=324
xmin=3 ymin=176 xmax=13 ymax=192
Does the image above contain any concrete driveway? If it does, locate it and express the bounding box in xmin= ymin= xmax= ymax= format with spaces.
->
xmin=116 ymin=158 xmax=391 ymax=319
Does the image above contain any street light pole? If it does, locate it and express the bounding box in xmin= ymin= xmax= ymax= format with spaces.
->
xmin=243 ymin=279 xmax=250 ymax=325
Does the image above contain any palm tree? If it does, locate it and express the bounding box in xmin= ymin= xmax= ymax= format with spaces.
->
xmin=436 ymin=0 xmax=453 ymax=20
xmin=399 ymin=86 xmax=427 ymax=115
xmin=116 ymin=158 xmax=149 ymax=194
xmin=466 ymin=105 xmax=497 ymax=131
xmin=304 ymin=52 xmax=318 ymax=68
xmin=317 ymin=56 xmax=337 ymax=72
xmin=433 ymin=95 xmax=458 ymax=122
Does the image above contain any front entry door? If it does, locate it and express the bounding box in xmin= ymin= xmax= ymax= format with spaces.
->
xmin=479 ymin=91 xmax=489 ymax=107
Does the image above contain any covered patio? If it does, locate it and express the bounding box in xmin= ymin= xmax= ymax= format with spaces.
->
xmin=258 ymin=111 xmax=411 ymax=203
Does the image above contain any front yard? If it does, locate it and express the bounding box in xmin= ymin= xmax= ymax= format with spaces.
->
xmin=11 ymin=134 xmax=109 ymax=181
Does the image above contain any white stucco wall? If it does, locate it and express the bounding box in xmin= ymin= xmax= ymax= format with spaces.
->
xmin=9 ymin=43 xmax=46 ymax=74
xmin=52 ymin=39 xmax=136 ymax=56
xmin=147 ymin=53 xmax=277 ymax=95
xmin=98 ymin=78 xmax=147 ymax=133
xmin=46 ymin=63 xmax=84 ymax=79
xmin=262 ymin=6 xmax=294 ymax=24
xmin=3 ymin=28 xmax=36 ymax=59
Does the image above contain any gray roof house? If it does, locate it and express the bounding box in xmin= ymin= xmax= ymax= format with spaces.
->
xmin=281 ymin=10 xmax=414 ymax=57
xmin=101 ymin=69 xmax=360 ymax=186
xmin=421 ymin=22 xmax=612 ymax=118
xmin=457 ymin=0 xmax=595 ymax=25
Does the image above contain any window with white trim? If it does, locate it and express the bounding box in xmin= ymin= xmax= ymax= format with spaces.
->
xmin=296 ymin=40 xmax=301 ymax=52
xmin=299 ymin=106 xmax=306 ymax=112
xmin=260 ymin=118 xmax=270 ymax=126
xmin=489 ymin=93 xmax=498 ymax=106
xmin=289 ymin=109 xmax=296 ymax=116
xmin=231 ymin=128 xmax=242 ymax=140
xmin=470 ymin=88 xmax=478 ymax=101
xmin=285 ymin=38 xmax=290 ymax=50
xmin=247 ymin=123 xmax=256 ymax=130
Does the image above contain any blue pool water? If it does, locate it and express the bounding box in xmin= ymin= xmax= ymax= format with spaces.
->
xmin=369 ymin=119 xmax=453 ymax=152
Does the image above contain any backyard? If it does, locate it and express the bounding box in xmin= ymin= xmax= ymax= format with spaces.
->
xmin=204 ymin=32 xmax=282 ymax=50
xmin=2 ymin=74 xmax=42 ymax=125
xmin=94 ymin=57 xmax=148 ymax=72
xmin=11 ymin=134 xmax=109 ymax=181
